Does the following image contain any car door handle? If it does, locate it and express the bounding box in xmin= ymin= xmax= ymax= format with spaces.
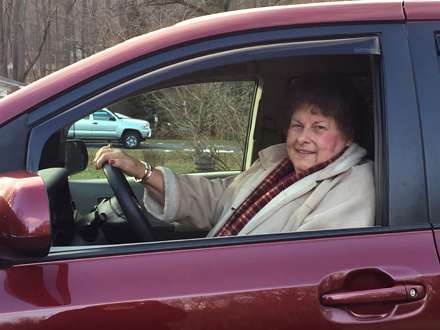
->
xmin=92 ymin=122 xmax=99 ymax=124
xmin=321 ymin=284 xmax=425 ymax=306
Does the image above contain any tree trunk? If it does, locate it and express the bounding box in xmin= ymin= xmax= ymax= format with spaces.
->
xmin=63 ymin=0 xmax=73 ymax=67
xmin=45 ymin=0 xmax=53 ymax=76
xmin=55 ymin=4 xmax=61 ymax=71
xmin=79 ymin=0 xmax=86 ymax=60
xmin=3 ymin=0 xmax=11 ymax=78
xmin=0 ymin=0 xmax=6 ymax=77
xmin=12 ymin=0 xmax=25 ymax=82
xmin=40 ymin=0 xmax=49 ymax=77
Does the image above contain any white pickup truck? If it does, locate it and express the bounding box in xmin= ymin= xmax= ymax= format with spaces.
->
xmin=68 ymin=108 xmax=151 ymax=148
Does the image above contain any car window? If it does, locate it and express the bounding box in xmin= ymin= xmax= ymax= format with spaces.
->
xmin=34 ymin=36 xmax=383 ymax=250
xmin=93 ymin=111 xmax=113 ymax=121
xmin=70 ymin=80 xmax=255 ymax=181
xmin=137 ymin=81 xmax=254 ymax=173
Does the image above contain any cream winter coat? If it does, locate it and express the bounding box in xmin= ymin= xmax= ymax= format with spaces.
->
xmin=143 ymin=143 xmax=375 ymax=236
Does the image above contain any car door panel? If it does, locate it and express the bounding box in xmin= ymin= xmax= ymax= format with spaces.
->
xmin=69 ymin=172 xmax=240 ymax=217
xmin=69 ymin=179 xmax=143 ymax=216
xmin=90 ymin=113 xmax=118 ymax=139
xmin=1 ymin=230 xmax=439 ymax=329
xmin=72 ymin=117 xmax=92 ymax=138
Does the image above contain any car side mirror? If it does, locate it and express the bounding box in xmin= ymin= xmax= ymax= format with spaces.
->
xmin=0 ymin=172 xmax=51 ymax=261
xmin=65 ymin=139 xmax=88 ymax=175
xmin=109 ymin=116 xmax=116 ymax=121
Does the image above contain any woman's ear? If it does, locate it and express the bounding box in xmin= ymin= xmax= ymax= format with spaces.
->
xmin=345 ymin=138 xmax=354 ymax=147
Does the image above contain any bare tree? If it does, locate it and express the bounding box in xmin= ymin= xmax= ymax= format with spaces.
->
xmin=12 ymin=0 xmax=25 ymax=81
xmin=147 ymin=81 xmax=254 ymax=170
xmin=0 ymin=0 xmax=5 ymax=76
xmin=0 ymin=0 xmax=350 ymax=83
xmin=24 ymin=3 xmax=51 ymax=82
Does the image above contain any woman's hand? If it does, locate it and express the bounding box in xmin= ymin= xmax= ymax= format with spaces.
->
xmin=93 ymin=144 xmax=145 ymax=179
xmin=93 ymin=144 xmax=165 ymax=205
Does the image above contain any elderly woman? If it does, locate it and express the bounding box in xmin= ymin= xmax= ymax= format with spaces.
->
xmin=94 ymin=74 xmax=375 ymax=237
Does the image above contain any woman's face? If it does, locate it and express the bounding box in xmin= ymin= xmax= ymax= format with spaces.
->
xmin=286 ymin=103 xmax=353 ymax=173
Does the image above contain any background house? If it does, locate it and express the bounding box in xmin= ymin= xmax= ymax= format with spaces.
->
xmin=0 ymin=76 xmax=26 ymax=98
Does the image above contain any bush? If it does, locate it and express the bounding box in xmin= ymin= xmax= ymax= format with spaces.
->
xmin=142 ymin=149 xmax=166 ymax=167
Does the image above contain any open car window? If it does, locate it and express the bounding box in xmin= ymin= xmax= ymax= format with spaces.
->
xmin=70 ymin=80 xmax=255 ymax=181
xmin=25 ymin=34 xmax=387 ymax=254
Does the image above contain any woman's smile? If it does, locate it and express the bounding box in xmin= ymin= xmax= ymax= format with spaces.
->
xmin=295 ymin=148 xmax=315 ymax=155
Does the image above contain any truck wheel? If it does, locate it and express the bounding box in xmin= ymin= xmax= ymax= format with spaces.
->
xmin=122 ymin=131 xmax=141 ymax=149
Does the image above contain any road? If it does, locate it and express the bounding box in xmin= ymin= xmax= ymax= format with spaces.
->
xmin=85 ymin=141 xmax=241 ymax=152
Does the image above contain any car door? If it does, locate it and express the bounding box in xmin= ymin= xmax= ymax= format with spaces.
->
xmin=1 ymin=230 xmax=439 ymax=330
xmin=2 ymin=20 xmax=440 ymax=330
xmin=90 ymin=110 xmax=119 ymax=139
xmin=70 ymin=114 xmax=92 ymax=138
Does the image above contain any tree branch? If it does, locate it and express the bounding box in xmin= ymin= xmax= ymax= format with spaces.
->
xmin=21 ymin=18 xmax=51 ymax=82
xmin=147 ymin=0 xmax=209 ymax=16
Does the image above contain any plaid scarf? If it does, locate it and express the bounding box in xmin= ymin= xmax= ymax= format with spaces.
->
xmin=214 ymin=149 xmax=346 ymax=237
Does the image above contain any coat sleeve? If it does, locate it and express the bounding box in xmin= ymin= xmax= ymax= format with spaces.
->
xmin=143 ymin=167 xmax=237 ymax=230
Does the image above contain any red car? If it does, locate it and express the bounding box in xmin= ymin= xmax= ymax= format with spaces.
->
xmin=1 ymin=1 xmax=440 ymax=328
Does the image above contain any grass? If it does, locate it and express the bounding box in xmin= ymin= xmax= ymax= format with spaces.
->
xmin=146 ymin=137 xmax=242 ymax=146
xmin=70 ymin=139 xmax=243 ymax=180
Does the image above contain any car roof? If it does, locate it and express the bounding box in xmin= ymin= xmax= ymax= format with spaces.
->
xmin=0 ymin=0 xmax=430 ymax=125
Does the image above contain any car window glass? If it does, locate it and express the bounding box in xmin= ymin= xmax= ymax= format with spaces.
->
xmin=93 ymin=111 xmax=113 ymax=121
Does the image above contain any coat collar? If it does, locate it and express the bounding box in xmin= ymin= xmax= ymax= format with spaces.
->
xmin=258 ymin=143 xmax=367 ymax=180
xmin=238 ymin=143 xmax=368 ymax=235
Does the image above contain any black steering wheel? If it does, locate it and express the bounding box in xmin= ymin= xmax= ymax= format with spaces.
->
xmin=102 ymin=162 xmax=155 ymax=242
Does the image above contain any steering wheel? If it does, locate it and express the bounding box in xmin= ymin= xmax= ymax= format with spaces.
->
xmin=102 ymin=162 xmax=156 ymax=242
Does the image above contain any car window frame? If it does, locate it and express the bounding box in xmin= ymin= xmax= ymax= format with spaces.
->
xmin=406 ymin=23 xmax=440 ymax=227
